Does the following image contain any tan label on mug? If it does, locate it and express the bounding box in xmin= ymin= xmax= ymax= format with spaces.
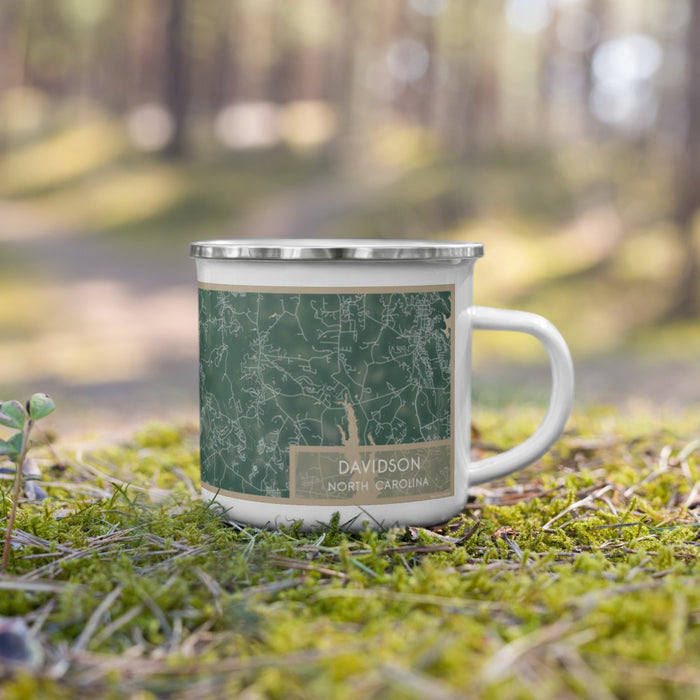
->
xmin=290 ymin=441 xmax=453 ymax=505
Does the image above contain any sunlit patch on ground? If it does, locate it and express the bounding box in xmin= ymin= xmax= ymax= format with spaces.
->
xmin=35 ymin=165 xmax=187 ymax=231
xmin=0 ymin=118 xmax=126 ymax=197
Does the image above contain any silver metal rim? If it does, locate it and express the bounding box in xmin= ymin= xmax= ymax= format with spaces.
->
xmin=189 ymin=239 xmax=484 ymax=261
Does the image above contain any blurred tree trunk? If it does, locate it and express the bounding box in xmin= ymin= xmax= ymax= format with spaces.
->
xmin=162 ymin=0 xmax=188 ymax=159
xmin=418 ymin=10 xmax=437 ymax=128
xmin=447 ymin=4 xmax=499 ymax=155
xmin=129 ymin=1 xmax=161 ymax=107
xmin=211 ymin=3 xmax=238 ymax=111
xmin=672 ymin=0 xmax=700 ymax=318
xmin=0 ymin=2 xmax=25 ymax=91
xmin=267 ymin=4 xmax=293 ymax=103
xmin=326 ymin=0 xmax=357 ymax=165
xmin=438 ymin=3 xmax=478 ymax=154
xmin=584 ymin=0 xmax=607 ymax=140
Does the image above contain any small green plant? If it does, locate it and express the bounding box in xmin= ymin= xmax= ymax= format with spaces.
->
xmin=0 ymin=393 xmax=55 ymax=572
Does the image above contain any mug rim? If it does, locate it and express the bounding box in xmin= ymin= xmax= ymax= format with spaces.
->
xmin=189 ymin=238 xmax=484 ymax=261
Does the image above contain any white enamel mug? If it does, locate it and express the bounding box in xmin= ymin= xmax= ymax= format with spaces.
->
xmin=190 ymin=239 xmax=574 ymax=530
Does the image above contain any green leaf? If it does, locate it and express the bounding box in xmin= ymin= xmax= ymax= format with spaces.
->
xmin=0 ymin=433 xmax=23 ymax=460
xmin=0 ymin=400 xmax=26 ymax=430
xmin=28 ymin=393 xmax=55 ymax=421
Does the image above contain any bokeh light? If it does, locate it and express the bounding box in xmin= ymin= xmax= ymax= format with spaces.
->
xmin=126 ymin=103 xmax=175 ymax=152
xmin=214 ymin=102 xmax=280 ymax=150
xmin=590 ymin=34 xmax=662 ymax=128
xmin=409 ymin=0 xmax=450 ymax=17
xmin=592 ymin=34 xmax=663 ymax=84
xmin=386 ymin=39 xmax=430 ymax=84
xmin=505 ymin=0 xmax=552 ymax=35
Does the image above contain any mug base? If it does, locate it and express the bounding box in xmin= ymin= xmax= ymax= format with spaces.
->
xmin=201 ymin=486 xmax=466 ymax=533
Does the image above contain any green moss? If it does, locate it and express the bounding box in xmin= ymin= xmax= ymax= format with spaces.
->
xmin=1 ymin=409 xmax=700 ymax=697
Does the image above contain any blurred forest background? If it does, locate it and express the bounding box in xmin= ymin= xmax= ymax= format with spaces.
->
xmin=0 ymin=0 xmax=699 ymax=436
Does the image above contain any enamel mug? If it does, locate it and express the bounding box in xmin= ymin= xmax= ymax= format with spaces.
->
xmin=189 ymin=239 xmax=574 ymax=530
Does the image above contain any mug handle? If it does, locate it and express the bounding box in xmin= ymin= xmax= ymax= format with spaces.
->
xmin=465 ymin=305 xmax=575 ymax=486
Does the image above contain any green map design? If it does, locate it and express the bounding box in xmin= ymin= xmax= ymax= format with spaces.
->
xmin=199 ymin=286 xmax=453 ymax=498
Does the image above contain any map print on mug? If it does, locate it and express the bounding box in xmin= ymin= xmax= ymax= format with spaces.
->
xmin=198 ymin=285 xmax=454 ymax=505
